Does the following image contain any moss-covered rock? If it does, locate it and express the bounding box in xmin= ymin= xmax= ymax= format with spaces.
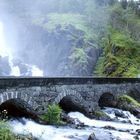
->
xmin=92 ymin=111 xmax=110 ymax=121
xmin=116 ymin=95 xmax=140 ymax=117
xmin=118 ymin=95 xmax=140 ymax=107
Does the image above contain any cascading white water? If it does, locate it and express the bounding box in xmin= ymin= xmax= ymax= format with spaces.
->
xmin=0 ymin=21 xmax=20 ymax=76
xmin=69 ymin=112 xmax=140 ymax=130
xmin=10 ymin=118 xmax=92 ymax=140
xmin=102 ymin=107 xmax=140 ymax=125
xmin=0 ymin=21 xmax=43 ymax=76
xmin=0 ymin=22 xmax=9 ymax=57
xmin=9 ymin=108 xmax=140 ymax=140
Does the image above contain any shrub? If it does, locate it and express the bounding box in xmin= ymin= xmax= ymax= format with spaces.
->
xmin=41 ymin=104 xmax=62 ymax=125
xmin=0 ymin=120 xmax=17 ymax=140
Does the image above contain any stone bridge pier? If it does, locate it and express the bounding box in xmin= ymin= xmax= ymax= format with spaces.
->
xmin=0 ymin=77 xmax=140 ymax=117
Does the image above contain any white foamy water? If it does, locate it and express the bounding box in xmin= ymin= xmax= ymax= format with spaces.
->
xmin=102 ymin=107 xmax=140 ymax=125
xmin=69 ymin=112 xmax=140 ymax=131
xmin=0 ymin=21 xmax=20 ymax=76
xmin=9 ymin=118 xmax=92 ymax=140
xmin=9 ymin=109 xmax=140 ymax=140
xmin=0 ymin=21 xmax=43 ymax=76
xmin=30 ymin=65 xmax=43 ymax=76
xmin=0 ymin=22 xmax=9 ymax=57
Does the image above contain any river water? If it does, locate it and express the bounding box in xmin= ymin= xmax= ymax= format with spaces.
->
xmin=9 ymin=108 xmax=140 ymax=140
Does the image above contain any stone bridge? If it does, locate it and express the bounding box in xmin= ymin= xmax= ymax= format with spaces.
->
xmin=0 ymin=77 xmax=140 ymax=116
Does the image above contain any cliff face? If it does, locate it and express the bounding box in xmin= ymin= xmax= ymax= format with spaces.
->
xmin=13 ymin=14 xmax=101 ymax=76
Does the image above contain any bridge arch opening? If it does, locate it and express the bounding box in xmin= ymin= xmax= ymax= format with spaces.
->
xmin=0 ymin=99 xmax=37 ymax=119
xmin=98 ymin=93 xmax=116 ymax=108
xmin=59 ymin=95 xmax=84 ymax=113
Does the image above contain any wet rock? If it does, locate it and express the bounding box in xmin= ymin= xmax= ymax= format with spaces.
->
xmin=61 ymin=112 xmax=85 ymax=129
xmin=114 ymin=110 xmax=127 ymax=118
xmin=115 ymin=96 xmax=140 ymax=118
xmin=103 ymin=125 xmax=116 ymax=130
xmin=133 ymin=135 xmax=140 ymax=140
xmin=61 ymin=112 xmax=75 ymax=124
xmin=92 ymin=111 xmax=111 ymax=121
xmin=115 ymin=136 xmax=122 ymax=140
xmin=16 ymin=133 xmax=39 ymax=140
xmin=136 ymin=129 xmax=140 ymax=135
xmin=118 ymin=129 xmax=130 ymax=133
xmin=88 ymin=132 xmax=97 ymax=140
xmin=136 ymin=114 xmax=140 ymax=119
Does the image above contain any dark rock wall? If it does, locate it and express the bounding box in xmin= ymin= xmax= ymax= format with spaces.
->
xmin=15 ymin=24 xmax=101 ymax=76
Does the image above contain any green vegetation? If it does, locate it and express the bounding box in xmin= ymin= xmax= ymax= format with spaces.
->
xmin=33 ymin=13 xmax=87 ymax=32
xmin=41 ymin=104 xmax=62 ymax=125
xmin=118 ymin=95 xmax=140 ymax=107
xmin=69 ymin=48 xmax=88 ymax=68
xmin=96 ymin=1 xmax=140 ymax=77
xmin=95 ymin=28 xmax=140 ymax=77
xmin=0 ymin=111 xmax=19 ymax=140
xmin=0 ymin=120 xmax=17 ymax=140
xmin=32 ymin=13 xmax=95 ymax=41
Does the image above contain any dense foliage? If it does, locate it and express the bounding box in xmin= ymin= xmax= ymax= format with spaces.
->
xmin=95 ymin=0 xmax=140 ymax=77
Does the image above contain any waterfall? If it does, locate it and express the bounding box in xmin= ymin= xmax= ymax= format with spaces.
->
xmin=0 ymin=22 xmax=9 ymax=57
xmin=0 ymin=21 xmax=43 ymax=76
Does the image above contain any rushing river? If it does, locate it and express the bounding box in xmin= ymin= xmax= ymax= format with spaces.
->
xmin=9 ymin=108 xmax=140 ymax=140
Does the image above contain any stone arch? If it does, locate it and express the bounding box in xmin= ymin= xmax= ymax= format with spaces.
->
xmin=0 ymin=98 xmax=38 ymax=119
xmin=0 ymin=91 xmax=38 ymax=110
xmin=54 ymin=89 xmax=84 ymax=104
xmin=98 ymin=92 xmax=116 ymax=108
xmin=54 ymin=89 xmax=85 ymax=113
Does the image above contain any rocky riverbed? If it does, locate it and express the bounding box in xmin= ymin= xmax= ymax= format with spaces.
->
xmin=9 ymin=107 xmax=140 ymax=140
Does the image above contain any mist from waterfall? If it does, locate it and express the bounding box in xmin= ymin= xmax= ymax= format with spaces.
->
xmin=0 ymin=21 xmax=43 ymax=76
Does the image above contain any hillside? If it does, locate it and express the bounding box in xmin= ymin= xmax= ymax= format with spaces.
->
xmin=0 ymin=0 xmax=139 ymax=77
